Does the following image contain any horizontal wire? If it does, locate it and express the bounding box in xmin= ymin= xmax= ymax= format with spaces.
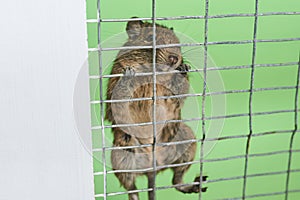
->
xmin=94 ymin=143 xmax=152 ymax=152
xmin=89 ymin=42 xmax=202 ymax=52
xmin=206 ymin=61 xmax=298 ymax=71
xmin=87 ymin=37 xmax=300 ymax=52
xmin=91 ymin=69 xmax=190 ymax=79
xmin=89 ymin=61 xmax=298 ymax=79
xmin=218 ymin=189 xmax=300 ymax=200
xmin=245 ymin=189 xmax=300 ymax=199
xmin=94 ymin=160 xmax=199 ymax=175
xmin=93 ymin=138 xmax=198 ymax=152
xmin=94 ymin=167 xmax=153 ymax=175
xmin=94 ymin=187 xmax=152 ymax=198
xmin=90 ymin=85 xmax=299 ymax=104
xmin=208 ymin=85 xmax=299 ymax=96
xmin=205 ymin=129 xmax=296 ymax=142
xmin=205 ymin=109 xmax=299 ymax=120
xmin=93 ymin=169 xmax=300 ymax=197
xmin=91 ymin=109 xmax=300 ymax=130
xmin=92 ymin=129 xmax=299 ymax=152
xmin=207 ymin=37 xmax=300 ymax=46
xmin=94 ymin=180 xmax=205 ymax=197
xmin=93 ymin=149 xmax=300 ymax=175
xmin=203 ymin=149 xmax=300 ymax=163
xmin=207 ymin=168 xmax=300 ymax=184
xmin=91 ymin=93 xmax=199 ymax=104
xmin=86 ymin=11 xmax=300 ymax=23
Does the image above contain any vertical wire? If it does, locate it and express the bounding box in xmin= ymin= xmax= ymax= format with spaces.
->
xmin=199 ymin=0 xmax=209 ymax=199
xmin=284 ymin=53 xmax=300 ymax=200
xmin=151 ymin=0 xmax=157 ymax=199
xmin=96 ymin=0 xmax=107 ymax=199
xmin=242 ymin=0 xmax=259 ymax=199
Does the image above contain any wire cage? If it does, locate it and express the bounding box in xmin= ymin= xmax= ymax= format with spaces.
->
xmin=86 ymin=0 xmax=300 ymax=199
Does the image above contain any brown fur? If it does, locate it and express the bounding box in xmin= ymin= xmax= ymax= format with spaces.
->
xmin=105 ymin=17 xmax=206 ymax=200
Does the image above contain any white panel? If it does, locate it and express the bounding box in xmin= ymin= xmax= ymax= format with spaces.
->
xmin=0 ymin=0 xmax=94 ymax=200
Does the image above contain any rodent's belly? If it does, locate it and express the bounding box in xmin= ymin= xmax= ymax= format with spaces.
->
xmin=130 ymin=84 xmax=180 ymax=123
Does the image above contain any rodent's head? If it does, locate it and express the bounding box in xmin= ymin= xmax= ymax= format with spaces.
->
xmin=125 ymin=17 xmax=182 ymax=69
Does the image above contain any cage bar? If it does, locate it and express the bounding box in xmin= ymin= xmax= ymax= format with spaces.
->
xmin=242 ymin=0 xmax=259 ymax=198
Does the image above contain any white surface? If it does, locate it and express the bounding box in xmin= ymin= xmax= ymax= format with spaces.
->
xmin=0 ymin=1 xmax=94 ymax=200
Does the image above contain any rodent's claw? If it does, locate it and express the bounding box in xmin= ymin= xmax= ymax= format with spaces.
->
xmin=176 ymin=63 xmax=191 ymax=73
xmin=124 ymin=66 xmax=136 ymax=77
xmin=192 ymin=176 xmax=208 ymax=193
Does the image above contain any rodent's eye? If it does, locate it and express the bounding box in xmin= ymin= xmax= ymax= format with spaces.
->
xmin=168 ymin=55 xmax=178 ymax=66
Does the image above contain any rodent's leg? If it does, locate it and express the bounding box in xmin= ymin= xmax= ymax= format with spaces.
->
xmin=111 ymin=148 xmax=139 ymax=200
xmin=114 ymin=171 xmax=139 ymax=200
xmin=171 ymin=123 xmax=208 ymax=193
xmin=111 ymin=127 xmax=139 ymax=200
xmin=106 ymin=64 xmax=136 ymax=122
xmin=147 ymin=172 xmax=155 ymax=200
xmin=113 ymin=66 xmax=136 ymax=100
xmin=172 ymin=167 xmax=207 ymax=193
xmin=110 ymin=66 xmax=137 ymax=126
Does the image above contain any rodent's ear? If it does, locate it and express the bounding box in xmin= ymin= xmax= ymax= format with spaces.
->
xmin=126 ymin=17 xmax=143 ymax=40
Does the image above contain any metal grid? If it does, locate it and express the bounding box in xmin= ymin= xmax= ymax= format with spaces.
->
xmin=88 ymin=0 xmax=300 ymax=199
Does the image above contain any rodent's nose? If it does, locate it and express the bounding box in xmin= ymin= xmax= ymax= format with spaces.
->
xmin=168 ymin=55 xmax=178 ymax=66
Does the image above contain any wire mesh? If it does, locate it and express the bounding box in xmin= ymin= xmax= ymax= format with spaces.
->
xmin=89 ymin=0 xmax=300 ymax=199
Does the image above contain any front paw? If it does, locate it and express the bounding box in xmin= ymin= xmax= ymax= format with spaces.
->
xmin=175 ymin=63 xmax=191 ymax=75
xmin=123 ymin=66 xmax=136 ymax=77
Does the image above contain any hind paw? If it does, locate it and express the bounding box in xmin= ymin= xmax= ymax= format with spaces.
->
xmin=192 ymin=176 xmax=208 ymax=193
